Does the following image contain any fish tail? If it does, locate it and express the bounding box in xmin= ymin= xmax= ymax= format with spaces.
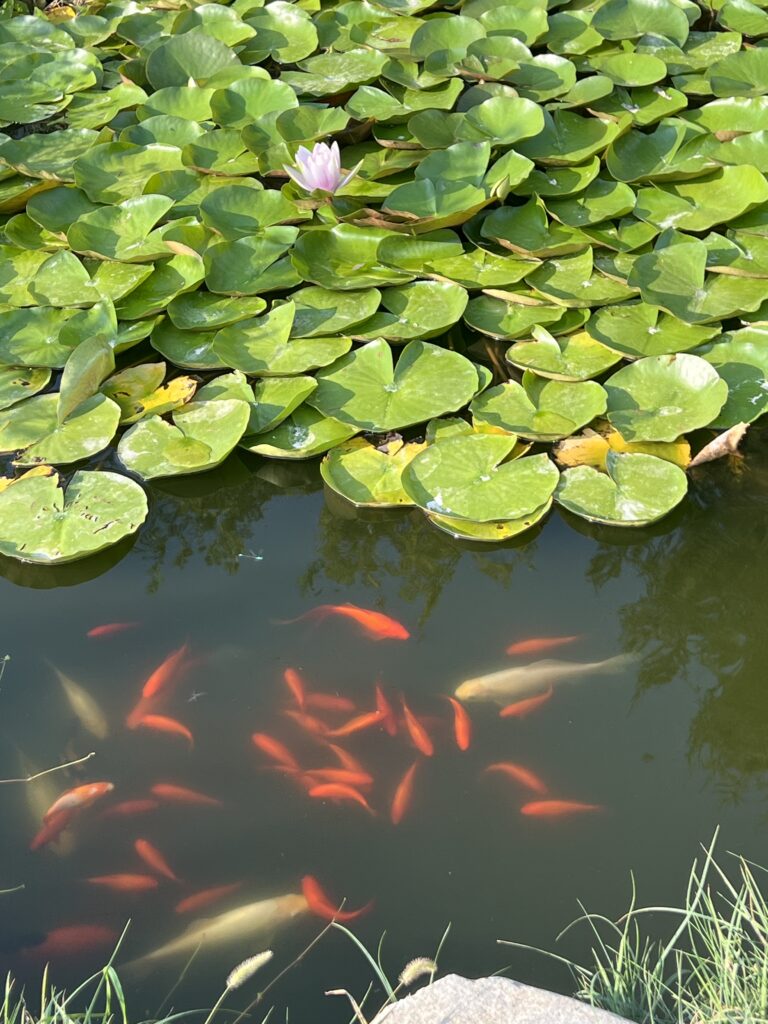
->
xmin=596 ymin=653 xmax=636 ymax=674
xmin=272 ymin=607 xmax=331 ymax=628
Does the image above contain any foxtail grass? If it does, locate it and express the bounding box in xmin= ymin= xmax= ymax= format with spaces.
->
xmin=500 ymin=831 xmax=768 ymax=1024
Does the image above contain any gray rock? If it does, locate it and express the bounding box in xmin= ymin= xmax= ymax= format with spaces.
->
xmin=369 ymin=975 xmax=633 ymax=1024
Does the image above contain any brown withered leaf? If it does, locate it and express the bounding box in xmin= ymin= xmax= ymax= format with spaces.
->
xmin=688 ymin=423 xmax=749 ymax=468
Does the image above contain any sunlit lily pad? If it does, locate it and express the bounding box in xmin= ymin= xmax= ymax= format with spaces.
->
xmin=248 ymin=376 xmax=318 ymax=434
xmin=403 ymin=435 xmax=559 ymax=522
xmin=471 ymin=376 xmax=607 ymax=441
xmin=118 ymin=391 xmax=249 ymax=479
xmin=351 ymin=281 xmax=468 ymax=341
xmin=0 ymin=392 xmax=119 ymax=465
xmin=240 ymin=404 xmax=358 ymax=459
xmin=290 ymin=286 xmax=381 ymax=338
xmin=555 ymin=451 xmax=688 ymax=526
xmin=167 ymin=292 xmax=267 ymax=331
xmin=0 ymin=367 xmax=52 ymax=410
xmin=426 ymin=498 xmax=552 ymax=542
xmin=506 ymin=326 xmax=622 ymax=380
xmin=588 ymin=303 xmax=720 ymax=358
xmin=320 ymin=436 xmax=426 ymax=507
xmin=605 ymin=353 xmax=729 ymax=441
xmin=696 ymin=327 xmax=768 ymax=427
xmin=309 ymin=339 xmax=480 ymax=432
xmin=0 ymin=468 xmax=147 ymax=564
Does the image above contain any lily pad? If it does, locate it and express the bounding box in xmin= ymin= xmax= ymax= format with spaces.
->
xmin=604 ymin=353 xmax=729 ymax=441
xmin=290 ymin=286 xmax=381 ymax=338
xmin=403 ymin=435 xmax=559 ymax=522
xmin=248 ymin=376 xmax=318 ymax=434
xmin=588 ymin=303 xmax=720 ymax=357
xmin=0 ymin=469 xmax=147 ymax=564
xmin=555 ymin=451 xmax=688 ymax=526
xmin=240 ymin=404 xmax=358 ymax=459
xmin=320 ymin=436 xmax=426 ymax=507
xmin=506 ymin=326 xmax=623 ymax=380
xmin=309 ymin=339 xmax=480 ymax=432
xmin=351 ymin=281 xmax=468 ymax=341
xmin=426 ymin=498 xmax=552 ymax=542
xmin=0 ymin=366 xmax=51 ymax=411
xmin=697 ymin=327 xmax=768 ymax=427
xmin=471 ymin=376 xmax=607 ymax=441
xmin=0 ymin=392 xmax=120 ymax=465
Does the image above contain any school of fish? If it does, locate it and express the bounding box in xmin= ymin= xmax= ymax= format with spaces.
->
xmin=16 ymin=611 xmax=624 ymax=969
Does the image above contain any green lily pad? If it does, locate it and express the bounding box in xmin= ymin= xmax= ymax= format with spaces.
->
xmin=204 ymin=229 xmax=299 ymax=295
xmin=546 ymin=178 xmax=636 ymax=228
xmin=151 ymin=319 xmax=226 ymax=372
xmin=290 ymin=286 xmax=381 ymax=338
xmin=145 ymin=29 xmax=238 ymax=90
xmin=403 ymin=435 xmax=559 ymax=522
xmin=588 ymin=302 xmax=720 ymax=358
xmin=555 ymin=450 xmax=688 ymax=526
xmin=115 ymin=254 xmax=205 ymax=320
xmin=426 ymin=498 xmax=552 ymax=542
xmin=696 ymin=327 xmax=768 ymax=427
xmin=0 ymin=469 xmax=147 ymax=564
xmin=0 ymin=128 xmax=99 ymax=182
xmin=58 ymin=336 xmax=114 ymax=424
xmin=505 ymin=326 xmax=622 ymax=380
xmin=425 ymin=249 xmax=538 ymax=289
xmin=118 ymin=390 xmax=249 ymax=479
xmin=482 ymin=198 xmax=591 ymax=258
xmin=291 ymin=224 xmax=414 ymax=290
xmin=73 ymin=143 xmax=184 ymax=203
xmin=471 ymin=376 xmax=607 ymax=441
xmin=517 ymin=109 xmax=624 ymax=165
xmin=240 ymin=404 xmax=358 ymax=459
xmin=167 ymin=292 xmax=267 ymax=331
xmin=605 ymin=353 xmax=729 ymax=441
xmin=248 ymin=375 xmax=318 ymax=434
xmin=465 ymin=294 xmax=588 ymax=340
xmin=351 ymin=281 xmax=468 ymax=341
xmin=0 ymin=307 xmax=79 ymax=368
xmin=592 ymin=0 xmax=690 ymax=45
xmin=634 ymin=166 xmax=768 ymax=232
xmin=309 ymin=338 xmax=480 ymax=432
xmin=525 ymin=248 xmax=637 ymax=307
xmin=320 ymin=436 xmax=426 ymax=507
xmin=0 ymin=392 xmax=119 ymax=465
xmin=67 ymin=194 xmax=174 ymax=262
xmin=200 ymin=186 xmax=301 ymax=240
xmin=0 ymin=367 xmax=51 ymax=411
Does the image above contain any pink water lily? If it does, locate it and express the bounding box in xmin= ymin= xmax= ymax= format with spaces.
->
xmin=284 ymin=141 xmax=361 ymax=194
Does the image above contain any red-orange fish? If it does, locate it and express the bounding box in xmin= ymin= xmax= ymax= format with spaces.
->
xmin=251 ymin=732 xmax=300 ymax=771
xmin=43 ymin=782 xmax=114 ymax=823
xmin=301 ymin=875 xmax=374 ymax=923
xmin=401 ymin=700 xmax=433 ymax=757
xmin=485 ymin=762 xmax=548 ymax=795
xmin=282 ymin=604 xmax=410 ymax=641
xmin=22 ymin=925 xmax=117 ymax=959
xmin=150 ymin=784 xmax=221 ymax=807
xmin=325 ymin=743 xmax=367 ymax=774
xmin=86 ymin=874 xmax=159 ymax=892
xmin=304 ymin=768 xmax=373 ymax=789
xmin=306 ymin=693 xmax=356 ymax=714
xmin=283 ymin=668 xmax=306 ymax=709
xmin=102 ymin=799 xmax=159 ymax=818
xmin=175 ymin=883 xmax=243 ymax=915
xmin=506 ymin=635 xmax=580 ymax=656
xmin=521 ymin=800 xmax=602 ymax=817
xmin=499 ymin=686 xmax=554 ymax=719
xmin=327 ymin=709 xmax=385 ymax=738
xmin=30 ymin=809 xmax=77 ymax=851
xmin=446 ymin=697 xmax=471 ymax=751
xmin=283 ymin=709 xmax=328 ymax=736
xmin=391 ymin=761 xmax=419 ymax=826
xmin=375 ymin=684 xmax=398 ymax=736
xmin=87 ymin=623 xmax=139 ymax=638
xmin=142 ymin=643 xmax=191 ymax=699
xmin=308 ymin=783 xmax=374 ymax=814
xmin=134 ymin=838 xmax=179 ymax=881
xmin=136 ymin=715 xmax=194 ymax=748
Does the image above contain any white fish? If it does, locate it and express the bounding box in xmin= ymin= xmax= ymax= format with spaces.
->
xmin=18 ymin=753 xmax=77 ymax=856
xmin=51 ymin=664 xmax=109 ymax=741
xmin=127 ymin=892 xmax=308 ymax=969
xmin=454 ymin=654 xmax=634 ymax=704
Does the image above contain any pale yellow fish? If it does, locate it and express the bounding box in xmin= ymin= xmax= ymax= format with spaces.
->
xmin=18 ymin=753 xmax=77 ymax=856
xmin=454 ymin=654 xmax=634 ymax=704
xmin=126 ymin=893 xmax=308 ymax=969
xmin=51 ymin=664 xmax=109 ymax=741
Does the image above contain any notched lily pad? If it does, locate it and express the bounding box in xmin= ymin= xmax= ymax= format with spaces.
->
xmin=320 ymin=436 xmax=426 ymax=508
xmin=471 ymin=375 xmax=607 ymax=441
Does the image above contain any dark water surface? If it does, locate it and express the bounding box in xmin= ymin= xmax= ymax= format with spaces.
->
xmin=1 ymin=441 xmax=767 ymax=1022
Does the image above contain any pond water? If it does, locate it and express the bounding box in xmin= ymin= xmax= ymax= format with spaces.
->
xmin=0 ymin=437 xmax=766 ymax=1022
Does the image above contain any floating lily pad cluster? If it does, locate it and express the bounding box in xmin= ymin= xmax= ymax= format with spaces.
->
xmin=0 ymin=0 xmax=765 ymax=560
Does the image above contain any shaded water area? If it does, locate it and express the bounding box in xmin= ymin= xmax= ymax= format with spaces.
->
xmin=1 ymin=435 xmax=767 ymax=1022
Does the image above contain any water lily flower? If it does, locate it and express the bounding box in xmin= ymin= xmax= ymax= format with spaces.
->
xmin=284 ymin=141 xmax=361 ymax=194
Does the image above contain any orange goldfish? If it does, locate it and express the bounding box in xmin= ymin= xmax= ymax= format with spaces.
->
xmin=446 ymin=697 xmax=471 ymax=751
xmin=325 ymin=743 xmax=367 ymax=774
xmin=175 ymin=883 xmax=243 ymax=915
xmin=327 ymin=709 xmax=385 ymax=738
xmin=301 ymin=875 xmax=373 ymax=923
xmin=43 ymin=782 xmax=114 ymax=823
xmin=485 ymin=762 xmax=548 ymax=795
xmin=306 ymin=693 xmax=356 ymax=714
xmin=282 ymin=604 xmax=410 ymax=641
xmin=375 ymin=684 xmax=398 ymax=736
xmin=22 ymin=925 xmax=117 ymax=959
xmin=87 ymin=623 xmax=139 ymax=638
xmin=142 ymin=643 xmax=191 ymax=699
xmin=391 ymin=761 xmax=419 ymax=825
xmin=136 ymin=715 xmax=194 ymax=748
xmin=499 ymin=686 xmax=554 ymax=719
xmin=401 ymin=700 xmax=433 ymax=757
xmin=135 ymin=839 xmax=179 ymax=881
xmin=102 ymin=799 xmax=159 ymax=818
xmin=87 ymin=874 xmax=159 ymax=892
xmin=283 ymin=709 xmax=328 ymax=736
xmin=308 ymin=783 xmax=374 ymax=814
xmin=150 ymin=784 xmax=221 ymax=807
xmin=521 ymin=800 xmax=602 ymax=817
xmin=304 ymin=768 xmax=373 ymax=789
xmin=506 ymin=635 xmax=580 ymax=656
xmin=251 ymin=733 xmax=300 ymax=771
xmin=283 ymin=668 xmax=307 ymax=709
xmin=30 ymin=809 xmax=77 ymax=851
